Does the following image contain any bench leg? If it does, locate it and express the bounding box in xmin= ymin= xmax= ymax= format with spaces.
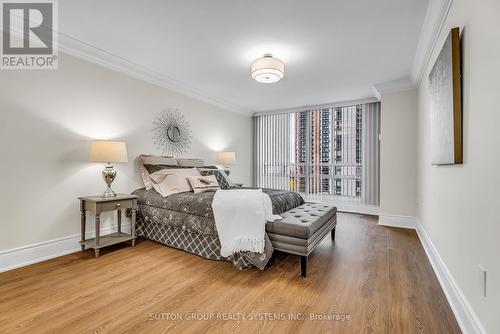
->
xmin=300 ymin=256 xmax=308 ymax=277
xmin=331 ymin=226 xmax=336 ymax=240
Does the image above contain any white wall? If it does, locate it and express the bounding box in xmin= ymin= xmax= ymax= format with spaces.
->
xmin=380 ymin=89 xmax=418 ymax=219
xmin=416 ymin=0 xmax=500 ymax=332
xmin=0 ymin=52 xmax=252 ymax=252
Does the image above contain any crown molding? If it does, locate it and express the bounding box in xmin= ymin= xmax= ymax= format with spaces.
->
xmin=410 ymin=0 xmax=454 ymax=86
xmin=1 ymin=23 xmax=251 ymax=115
xmin=372 ymin=0 xmax=453 ymax=95
xmin=372 ymin=78 xmax=416 ymax=99
xmin=252 ymin=97 xmax=379 ymax=117
xmin=4 ymin=0 xmax=452 ymax=115
xmin=57 ymin=33 xmax=253 ymax=116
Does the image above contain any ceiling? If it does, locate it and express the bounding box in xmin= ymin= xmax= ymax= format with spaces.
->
xmin=59 ymin=0 xmax=429 ymax=114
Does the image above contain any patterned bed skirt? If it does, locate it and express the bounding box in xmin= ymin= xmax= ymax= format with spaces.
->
xmin=136 ymin=220 xmax=255 ymax=270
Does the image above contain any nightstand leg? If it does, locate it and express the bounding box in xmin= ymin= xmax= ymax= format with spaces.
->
xmin=131 ymin=208 xmax=136 ymax=246
xmin=95 ymin=214 xmax=101 ymax=246
xmin=117 ymin=209 xmax=122 ymax=233
xmin=94 ymin=249 xmax=100 ymax=258
xmin=80 ymin=210 xmax=86 ymax=251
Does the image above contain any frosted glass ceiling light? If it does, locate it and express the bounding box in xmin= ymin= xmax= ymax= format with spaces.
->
xmin=251 ymin=55 xmax=285 ymax=83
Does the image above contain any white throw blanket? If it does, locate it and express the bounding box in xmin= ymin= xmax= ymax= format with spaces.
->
xmin=212 ymin=189 xmax=282 ymax=257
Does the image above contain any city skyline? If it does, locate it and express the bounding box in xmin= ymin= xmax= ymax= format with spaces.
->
xmin=292 ymin=105 xmax=362 ymax=197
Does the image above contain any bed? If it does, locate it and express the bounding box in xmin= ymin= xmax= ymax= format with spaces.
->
xmin=132 ymin=187 xmax=305 ymax=270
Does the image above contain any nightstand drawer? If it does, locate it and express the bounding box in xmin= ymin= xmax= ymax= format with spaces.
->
xmin=99 ymin=199 xmax=134 ymax=212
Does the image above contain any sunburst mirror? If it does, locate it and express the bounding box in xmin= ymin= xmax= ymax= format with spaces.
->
xmin=152 ymin=109 xmax=192 ymax=156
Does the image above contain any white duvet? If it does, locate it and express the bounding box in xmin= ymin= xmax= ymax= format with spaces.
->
xmin=212 ymin=189 xmax=282 ymax=257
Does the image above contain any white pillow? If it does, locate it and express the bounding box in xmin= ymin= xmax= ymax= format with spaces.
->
xmin=138 ymin=154 xmax=178 ymax=190
xmin=149 ymin=168 xmax=201 ymax=197
xmin=140 ymin=165 xmax=154 ymax=190
xmin=187 ymin=175 xmax=220 ymax=193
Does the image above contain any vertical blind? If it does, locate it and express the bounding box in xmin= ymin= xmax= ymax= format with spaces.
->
xmin=253 ymin=102 xmax=380 ymax=206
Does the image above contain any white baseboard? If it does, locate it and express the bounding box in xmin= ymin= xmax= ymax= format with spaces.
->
xmin=0 ymin=223 xmax=131 ymax=273
xmin=336 ymin=204 xmax=379 ymax=216
xmin=378 ymin=214 xmax=416 ymax=229
xmin=416 ymin=221 xmax=485 ymax=334
xmin=0 ymin=214 xmax=486 ymax=333
xmin=378 ymin=215 xmax=485 ymax=333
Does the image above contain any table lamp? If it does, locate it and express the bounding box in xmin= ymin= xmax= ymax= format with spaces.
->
xmin=216 ymin=151 xmax=236 ymax=175
xmin=89 ymin=141 xmax=128 ymax=198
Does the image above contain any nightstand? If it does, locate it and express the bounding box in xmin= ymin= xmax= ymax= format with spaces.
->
xmin=79 ymin=194 xmax=138 ymax=258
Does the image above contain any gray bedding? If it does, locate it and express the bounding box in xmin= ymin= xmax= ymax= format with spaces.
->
xmin=132 ymin=187 xmax=304 ymax=270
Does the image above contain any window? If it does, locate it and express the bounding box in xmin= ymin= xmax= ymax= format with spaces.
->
xmin=254 ymin=102 xmax=380 ymax=205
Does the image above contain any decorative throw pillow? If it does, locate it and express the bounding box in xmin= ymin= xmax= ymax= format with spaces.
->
xmin=140 ymin=165 xmax=155 ymax=190
xmin=138 ymin=155 xmax=178 ymax=190
xmin=149 ymin=168 xmax=201 ymax=197
xmin=198 ymin=168 xmax=231 ymax=189
xmin=187 ymin=175 xmax=220 ymax=193
xmin=143 ymin=164 xmax=187 ymax=174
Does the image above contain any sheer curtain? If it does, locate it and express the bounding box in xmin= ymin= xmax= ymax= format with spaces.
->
xmin=253 ymin=102 xmax=380 ymax=206
xmin=361 ymin=102 xmax=380 ymax=205
xmin=254 ymin=112 xmax=293 ymax=191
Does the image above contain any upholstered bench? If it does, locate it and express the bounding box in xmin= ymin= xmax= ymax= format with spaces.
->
xmin=266 ymin=203 xmax=337 ymax=277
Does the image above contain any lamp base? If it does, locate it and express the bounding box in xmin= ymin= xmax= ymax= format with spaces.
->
xmin=102 ymin=186 xmax=117 ymax=198
xmin=101 ymin=164 xmax=117 ymax=198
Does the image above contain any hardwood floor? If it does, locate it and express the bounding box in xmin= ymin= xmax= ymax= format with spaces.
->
xmin=0 ymin=213 xmax=461 ymax=333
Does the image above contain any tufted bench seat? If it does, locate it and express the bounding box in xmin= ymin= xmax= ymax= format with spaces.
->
xmin=266 ymin=202 xmax=337 ymax=277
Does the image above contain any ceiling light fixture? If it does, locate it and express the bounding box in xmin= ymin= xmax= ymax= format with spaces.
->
xmin=251 ymin=54 xmax=285 ymax=83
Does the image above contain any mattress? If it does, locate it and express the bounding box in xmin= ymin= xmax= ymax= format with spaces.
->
xmin=131 ymin=187 xmax=304 ymax=270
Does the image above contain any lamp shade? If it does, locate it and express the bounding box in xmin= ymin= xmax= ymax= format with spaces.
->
xmin=89 ymin=141 xmax=128 ymax=163
xmin=217 ymin=151 xmax=236 ymax=165
xmin=251 ymin=55 xmax=285 ymax=83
